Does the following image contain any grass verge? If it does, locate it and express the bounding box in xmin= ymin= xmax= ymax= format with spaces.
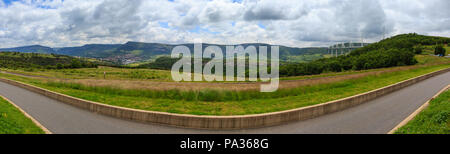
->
xmin=0 ymin=97 xmax=45 ymax=134
xmin=395 ymin=89 xmax=450 ymax=134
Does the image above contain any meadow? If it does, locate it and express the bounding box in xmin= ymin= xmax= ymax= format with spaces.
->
xmin=0 ymin=54 xmax=449 ymax=115
xmin=2 ymin=66 xmax=173 ymax=81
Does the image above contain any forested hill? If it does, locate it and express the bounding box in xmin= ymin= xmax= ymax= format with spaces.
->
xmin=54 ymin=44 xmax=122 ymax=58
xmin=0 ymin=52 xmax=104 ymax=70
xmin=350 ymin=33 xmax=450 ymax=56
xmin=280 ymin=33 xmax=450 ymax=77
xmin=0 ymin=45 xmax=55 ymax=54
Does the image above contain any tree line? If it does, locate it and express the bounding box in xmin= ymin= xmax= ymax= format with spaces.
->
xmin=0 ymin=52 xmax=99 ymax=70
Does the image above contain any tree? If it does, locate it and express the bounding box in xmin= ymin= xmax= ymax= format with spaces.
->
xmin=435 ymin=44 xmax=446 ymax=57
xmin=56 ymin=63 xmax=64 ymax=69
xmin=414 ymin=45 xmax=423 ymax=54
xmin=70 ymin=59 xmax=82 ymax=68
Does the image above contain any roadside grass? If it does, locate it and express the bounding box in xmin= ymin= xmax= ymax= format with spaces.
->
xmin=1 ymin=61 xmax=450 ymax=115
xmin=395 ymin=90 xmax=450 ymax=134
xmin=0 ymin=97 xmax=45 ymax=134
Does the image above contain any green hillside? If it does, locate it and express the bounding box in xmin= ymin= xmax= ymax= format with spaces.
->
xmin=0 ymin=52 xmax=102 ymax=70
xmin=350 ymin=33 xmax=450 ymax=56
xmin=280 ymin=33 xmax=450 ymax=76
xmin=55 ymin=44 xmax=121 ymax=58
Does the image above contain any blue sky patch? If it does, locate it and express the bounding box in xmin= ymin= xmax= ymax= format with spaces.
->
xmin=189 ymin=26 xmax=219 ymax=34
xmin=258 ymin=23 xmax=266 ymax=29
xmin=159 ymin=22 xmax=170 ymax=28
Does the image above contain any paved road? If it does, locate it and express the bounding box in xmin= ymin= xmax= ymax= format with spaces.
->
xmin=1 ymin=71 xmax=449 ymax=134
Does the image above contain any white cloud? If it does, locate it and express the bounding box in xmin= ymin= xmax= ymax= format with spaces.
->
xmin=0 ymin=0 xmax=449 ymax=48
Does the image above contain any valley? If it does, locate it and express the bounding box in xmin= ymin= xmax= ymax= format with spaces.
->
xmin=0 ymin=34 xmax=449 ymax=115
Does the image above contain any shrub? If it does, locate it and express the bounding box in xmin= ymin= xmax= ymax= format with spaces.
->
xmin=56 ymin=63 xmax=64 ymax=69
xmin=435 ymin=44 xmax=446 ymax=57
xmin=414 ymin=45 xmax=423 ymax=54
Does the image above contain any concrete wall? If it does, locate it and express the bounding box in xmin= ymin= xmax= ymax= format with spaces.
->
xmin=1 ymin=67 xmax=449 ymax=129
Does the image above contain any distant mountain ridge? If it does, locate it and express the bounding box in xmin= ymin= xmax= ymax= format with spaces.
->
xmin=0 ymin=42 xmax=329 ymax=64
xmin=0 ymin=45 xmax=56 ymax=54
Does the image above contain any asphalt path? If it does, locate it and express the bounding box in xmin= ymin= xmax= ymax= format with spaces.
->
xmin=1 ymin=71 xmax=449 ymax=134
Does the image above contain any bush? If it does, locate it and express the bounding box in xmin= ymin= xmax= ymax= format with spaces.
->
xmin=414 ymin=45 xmax=423 ymax=54
xmin=56 ymin=63 xmax=64 ymax=69
xmin=435 ymin=44 xmax=446 ymax=57
xmin=70 ymin=59 xmax=82 ymax=68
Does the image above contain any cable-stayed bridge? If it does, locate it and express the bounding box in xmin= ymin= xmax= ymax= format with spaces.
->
xmin=328 ymin=42 xmax=371 ymax=57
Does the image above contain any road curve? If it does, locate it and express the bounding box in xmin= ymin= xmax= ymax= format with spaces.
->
xmin=1 ymin=71 xmax=450 ymax=134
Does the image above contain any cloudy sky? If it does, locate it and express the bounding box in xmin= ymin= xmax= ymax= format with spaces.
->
xmin=0 ymin=0 xmax=449 ymax=48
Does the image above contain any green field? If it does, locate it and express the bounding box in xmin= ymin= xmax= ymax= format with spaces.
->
xmin=0 ymin=97 xmax=45 ymax=134
xmin=395 ymin=89 xmax=450 ymax=134
xmin=1 ymin=57 xmax=449 ymax=115
xmin=1 ymin=66 xmax=173 ymax=81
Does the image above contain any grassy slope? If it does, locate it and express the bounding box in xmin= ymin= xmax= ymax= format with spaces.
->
xmin=0 ymin=97 xmax=45 ymax=134
xmin=1 ymin=55 xmax=449 ymax=115
xmin=395 ymin=90 xmax=450 ymax=134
